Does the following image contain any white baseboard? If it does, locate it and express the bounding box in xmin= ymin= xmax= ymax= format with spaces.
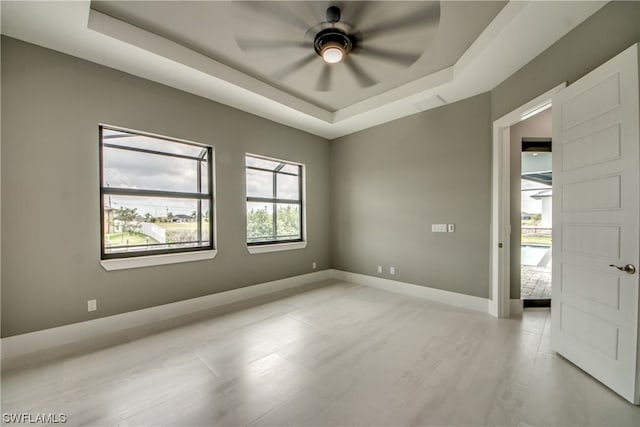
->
xmin=510 ymin=298 xmax=524 ymax=315
xmin=1 ymin=269 xmax=332 ymax=361
xmin=1 ymin=268 xmax=493 ymax=362
xmin=331 ymin=270 xmax=489 ymax=313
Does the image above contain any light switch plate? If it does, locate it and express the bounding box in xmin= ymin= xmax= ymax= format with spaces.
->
xmin=448 ymin=224 xmax=455 ymax=232
xmin=432 ymin=224 xmax=447 ymax=232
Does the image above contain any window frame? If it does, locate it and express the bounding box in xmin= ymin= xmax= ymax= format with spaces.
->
xmin=245 ymin=153 xmax=305 ymax=248
xmin=99 ymin=125 xmax=215 ymax=262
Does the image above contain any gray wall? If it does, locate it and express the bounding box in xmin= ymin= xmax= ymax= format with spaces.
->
xmin=3 ymin=1 xmax=640 ymax=337
xmin=331 ymin=94 xmax=492 ymax=299
xmin=1 ymin=37 xmax=331 ymax=337
xmin=330 ymin=0 xmax=640 ymax=302
xmin=491 ymin=1 xmax=640 ymax=121
xmin=509 ymin=109 xmax=552 ymax=299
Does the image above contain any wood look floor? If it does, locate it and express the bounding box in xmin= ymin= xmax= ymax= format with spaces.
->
xmin=2 ymin=279 xmax=640 ymax=426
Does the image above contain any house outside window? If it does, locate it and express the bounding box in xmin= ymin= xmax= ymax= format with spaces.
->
xmin=245 ymin=154 xmax=305 ymax=247
xmin=99 ymin=126 xmax=214 ymax=261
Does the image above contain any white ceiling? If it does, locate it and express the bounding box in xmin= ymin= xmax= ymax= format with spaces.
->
xmin=1 ymin=1 xmax=607 ymax=139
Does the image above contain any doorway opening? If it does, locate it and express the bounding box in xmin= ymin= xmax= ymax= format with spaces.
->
xmin=520 ymin=139 xmax=552 ymax=308
xmin=490 ymin=82 xmax=565 ymax=318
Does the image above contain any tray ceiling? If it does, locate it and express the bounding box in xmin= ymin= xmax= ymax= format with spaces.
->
xmin=91 ymin=1 xmax=506 ymax=112
xmin=1 ymin=1 xmax=608 ymax=138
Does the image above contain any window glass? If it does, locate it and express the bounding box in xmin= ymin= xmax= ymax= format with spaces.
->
xmin=246 ymin=168 xmax=274 ymax=198
xmin=276 ymin=173 xmax=299 ymax=199
xmin=246 ymin=201 xmax=275 ymax=243
xmin=245 ymin=156 xmax=281 ymax=170
xmin=103 ymin=128 xmax=205 ymax=157
xmin=281 ymin=164 xmax=299 ymax=175
xmin=276 ymin=204 xmax=301 ymax=241
xmin=103 ymin=147 xmax=200 ymax=193
xmin=245 ymin=154 xmax=303 ymax=245
xmin=100 ymin=126 xmax=214 ymax=259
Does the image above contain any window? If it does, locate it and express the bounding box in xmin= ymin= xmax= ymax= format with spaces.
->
xmin=100 ymin=126 xmax=214 ymax=261
xmin=245 ymin=154 xmax=304 ymax=246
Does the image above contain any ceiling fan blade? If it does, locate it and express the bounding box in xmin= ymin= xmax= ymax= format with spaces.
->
xmin=315 ymin=65 xmax=333 ymax=92
xmin=272 ymin=53 xmax=317 ymax=81
xmin=357 ymin=46 xmax=422 ymax=67
xmin=343 ymin=58 xmax=377 ymax=88
xmin=236 ymin=1 xmax=310 ymax=32
xmin=343 ymin=0 xmax=370 ymax=28
xmin=236 ymin=38 xmax=313 ymax=51
xmin=359 ymin=2 xmax=440 ymax=40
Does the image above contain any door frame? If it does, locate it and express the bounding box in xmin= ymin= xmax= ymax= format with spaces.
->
xmin=489 ymin=83 xmax=566 ymax=318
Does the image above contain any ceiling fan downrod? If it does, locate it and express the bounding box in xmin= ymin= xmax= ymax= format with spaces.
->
xmin=326 ymin=5 xmax=341 ymax=23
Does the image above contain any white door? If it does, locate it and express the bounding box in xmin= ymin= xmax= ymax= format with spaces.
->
xmin=552 ymin=43 xmax=640 ymax=404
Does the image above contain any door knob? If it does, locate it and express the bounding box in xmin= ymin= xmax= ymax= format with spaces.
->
xmin=609 ymin=264 xmax=636 ymax=274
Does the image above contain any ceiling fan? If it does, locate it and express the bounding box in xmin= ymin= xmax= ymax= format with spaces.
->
xmin=235 ymin=2 xmax=441 ymax=92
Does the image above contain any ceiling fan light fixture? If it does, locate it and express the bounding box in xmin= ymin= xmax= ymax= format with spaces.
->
xmin=321 ymin=43 xmax=344 ymax=64
xmin=314 ymin=27 xmax=353 ymax=65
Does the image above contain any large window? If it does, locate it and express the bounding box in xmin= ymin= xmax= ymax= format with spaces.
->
xmin=100 ymin=126 xmax=214 ymax=259
xmin=246 ymin=154 xmax=304 ymax=245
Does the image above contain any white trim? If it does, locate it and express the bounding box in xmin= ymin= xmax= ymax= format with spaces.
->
xmin=1 ymin=269 xmax=500 ymax=365
xmin=489 ymin=125 xmax=511 ymax=318
xmin=247 ymin=241 xmax=307 ymax=254
xmin=1 ymin=269 xmax=332 ymax=361
xmin=100 ymin=249 xmax=217 ymax=271
xmin=520 ymin=101 xmax=553 ymax=121
xmin=510 ymin=299 xmax=524 ymax=315
xmin=332 ymin=270 xmax=489 ymax=313
xmin=490 ymin=83 xmax=566 ymax=318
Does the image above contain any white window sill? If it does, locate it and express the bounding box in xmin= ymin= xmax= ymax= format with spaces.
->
xmin=247 ymin=241 xmax=307 ymax=254
xmin=100 ymin=250 xmax=217 ymax=271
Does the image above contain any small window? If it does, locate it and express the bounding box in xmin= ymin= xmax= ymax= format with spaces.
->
xmin=246 ymin=154 xmax=304 ymax=245
xmin=100 ymin=126 xmax=214 ymax=259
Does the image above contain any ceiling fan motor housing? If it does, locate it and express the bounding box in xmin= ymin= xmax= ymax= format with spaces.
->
xmin=313 ymin=28 xmax=356 ymax=59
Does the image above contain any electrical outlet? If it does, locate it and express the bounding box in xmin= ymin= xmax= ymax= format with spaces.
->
xmin=312 ymin=261 xmax=317 ymax=269
xmin=390 ymin=266 xmax=396 ymax=275
xmin=87 ymin=299 xmax=97 ymax=312
xmin=448 ymin=224 xmax=455 ymax=232
xmin=377 ymin=265 xmax=383 ymax=274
